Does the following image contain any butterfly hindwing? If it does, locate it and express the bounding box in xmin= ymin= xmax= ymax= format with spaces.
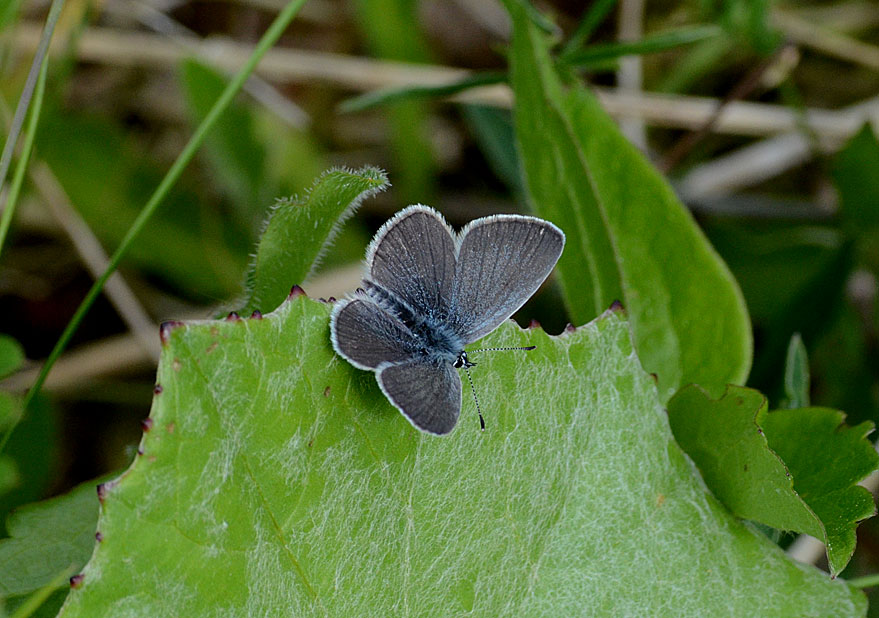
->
xmin=330 ymin=295 xmax=420 ymax=370
xmin=377 ymin=359 xmax=462 ymax=435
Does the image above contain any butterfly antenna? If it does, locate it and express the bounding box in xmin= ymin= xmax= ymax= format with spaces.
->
xmin=462 ymin=365 xmax=485 ymax=432
xmin=467 ymin=345 xmax=536 ymax=353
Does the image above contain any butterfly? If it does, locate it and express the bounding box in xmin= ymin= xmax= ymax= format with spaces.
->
xmin=330 ymin=205 xmax=565 ymax=435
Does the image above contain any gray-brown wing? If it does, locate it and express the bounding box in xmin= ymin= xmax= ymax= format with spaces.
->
xmin=452 ymin=215 xmax=564 ymax=343
xmin=330 ymin=296 xmax=421 ymax=370
xmin=377 ymin=359 xmax=462 ymax=435
xmin=365 ymin=205 xmax=457 ymax=321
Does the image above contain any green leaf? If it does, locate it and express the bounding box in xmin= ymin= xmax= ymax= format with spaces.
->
xmin=561 ymin=25 xmax=723 ymax=67
xmin=0 ymin=458 xmax=19 ymax=497
xmin=460 ymin=105 xmax=524 ymax=197
xmin=763 ymin=408 xmax=878 ymax=576
xmin=783 ymin=333 xmax=810 ymax=409
xmin=833 ymin=124 xmax=879 ymax=272
xmin=240 ymin=166 xmax=389 ymax=315
xmin=706 ymin=220 xmax=851 ymax=397
xmin=179 ymin=59 xmax=270 ymax=237
xmin=505 ymin=3 xmax=752 ymax=399
xmin=667 ymin=384 xmax=878 ymax=576
xmin=0 ymin=336 xmax=24 ymax=380
xmin=0 ymin=394 xmax=56 ymax=534
xmin=0 ymin=478 xmax=100 ymax=598
xmin=835 ymin=124 xmax=879 ymax=229
xmin=5 ymin=567 xmax=74 ymax=618
xmin=58 ymin=302 xmax=863 ymax=615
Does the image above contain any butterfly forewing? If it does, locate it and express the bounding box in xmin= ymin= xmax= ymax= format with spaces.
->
xmin=377 ymin=359 xmax=462 ymax=435
xmin=330 ymin=296 xmax=420 ymax=370
xmin=452 ymin=216 xmax=565 ymax=343
xmin=366 ymin=206 xmax=457 ymax=322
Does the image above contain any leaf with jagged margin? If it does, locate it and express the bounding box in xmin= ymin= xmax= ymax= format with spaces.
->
xmin=0 ymin=479 xmax=100 ymax=598
xmin=239 ymin=166 xmax=388 ymax=316
xmin=57 ymin=300 xmax=863 ymax=615
xmin=504 ymin=1 xmax=752 ymax=400
xmin=668 ymin=384 xmax=878 ymax=576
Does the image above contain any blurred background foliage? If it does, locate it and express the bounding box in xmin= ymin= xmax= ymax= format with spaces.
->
xmin=0 ymin=0 xmax=878 ymax=612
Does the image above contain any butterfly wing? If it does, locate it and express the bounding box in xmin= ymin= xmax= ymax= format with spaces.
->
xmin=452 ymin=215 xmax=565 ymax=343
xmin=365 ymin=205 xmax=457 ymax=321
xmin=377 ymin=359 xmax=462 ymax=435
xmin=330 ymin=295 xmax=421 ymax=370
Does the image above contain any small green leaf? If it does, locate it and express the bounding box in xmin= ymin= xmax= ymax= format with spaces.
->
xmin=667 ymin=385 xmax=879 ymax=576
xmin=561 ymin=25 xmax=723 ymax=67
xmin=783 ymin=333 xmax=810 ymax=409
xmin=57 ymin=303 xmax=863 ymax=615
xmin=240 ymin=166 xmax=388 ymax=315
xmin=0 ymin=337 xmax=24 ymax=381
xmin=0 ymin=479 xmax=100 ymax=597
xmin=505 ymin=3 xmax=752 ymax=398
xmin=762 ymin=407 xmax=879 ymax=577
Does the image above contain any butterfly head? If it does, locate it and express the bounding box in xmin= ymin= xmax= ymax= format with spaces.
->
xmin=453 ymin=351 xmax=476 ymax=369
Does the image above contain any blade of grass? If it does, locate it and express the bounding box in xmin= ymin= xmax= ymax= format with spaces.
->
xmin=561 ymin=24 xmax=723 ymax=67
xmin=0 ymin=60 xmax=48 ymax=259
xmin=508 ymin=0 xmax=559 ymax=35
xmin=0 ymin=0 xmax=309 ymax=456
xmin=560 ymin=0 xmax=619 ymax=57
xmin=0 ymin=0 xmax=64 ymax=199
xmin=338 ymin=71 xmax=506 ymax=113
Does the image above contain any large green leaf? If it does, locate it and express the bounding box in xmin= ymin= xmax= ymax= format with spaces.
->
xmin=505 ymin=2 xmax=751 ymax=399
xmin=58 ymin=301 xmax=862 ymax=615
xmin=239 ymin=166 xmax=388 ymax=315
xmin=667 ymin=384 xmax=878 ymax=576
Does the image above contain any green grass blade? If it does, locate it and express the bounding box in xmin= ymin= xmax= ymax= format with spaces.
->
xmin=561 ymin=25 xmax=723 ymax=67
xmin=560 ymin=0 xmax=618 ymax=56
xmin=0 ymin=60 xmax=48 ymax=259
xmin=0 ymin=0 xmax=64 ymax=200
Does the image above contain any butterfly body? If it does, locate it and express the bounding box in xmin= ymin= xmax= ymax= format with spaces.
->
xmin=330 ymin=205 xmax=565 ymax=435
